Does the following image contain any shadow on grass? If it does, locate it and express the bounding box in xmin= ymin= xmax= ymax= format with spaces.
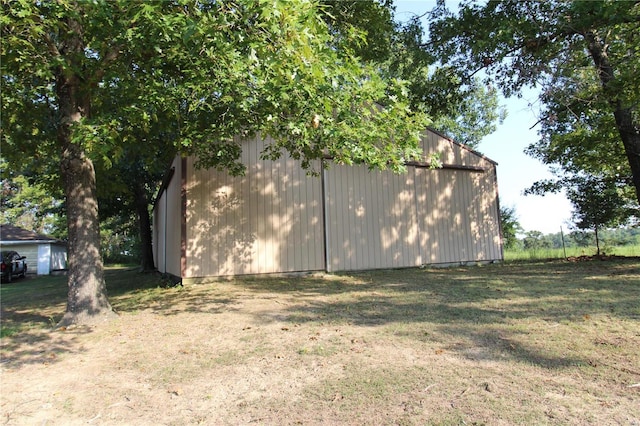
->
xmin=0 ymin=321 xmax=91 ymax=368
xmin=435 ymin=326 xmax=586 ymax=369
xmin=229 ymin=260 xmax=640 ymax=321
xmin=118 ymin=258 xmax=638 ymax=370
xmin=231 ymin=259 xmax=639 ymax=370
xmin=104 ymin=259 xmax=639 ymax=329
xmin=0 ymin=267 xmax=169 ymax=367
xmin=1 ymin=260 xmax=638 ymax=370
xmin=1 ymin=308 xmax=56 ymax=330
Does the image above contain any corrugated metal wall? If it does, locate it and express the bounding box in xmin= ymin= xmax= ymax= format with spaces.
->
xmin=324 ymin=165 xmax=422 ymax=271
xmin=415 ymin=167 xmax=502 ymax=265
xmin=152 ymin=201 xmax=164 ymax=273
xmin=414 ymin=130 xmax=503 ymax=265
xmin=155 ymin=129 xmax=503 ymax=279
xmin=323 ymin=131 xmax=502 ymax=271
xmin=421 ymin=129 xmax=487 ymax=167
xmin=324 ymin=168 xmax=502 ymax=271
xmin=153 ymin=156 xmax=183 ymax=277
xmin=184 ymin=136 xmax=325 ymax=278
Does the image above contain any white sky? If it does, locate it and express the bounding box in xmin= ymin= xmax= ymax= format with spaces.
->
xmin=394 ymin=0 xmax=573 ymax=235
xmin=480 ymin=92 xmax=573 ymax=235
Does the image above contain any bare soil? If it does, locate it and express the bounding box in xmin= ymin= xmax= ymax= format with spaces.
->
xmin=1 ymin=263 xmax=639 ymax=425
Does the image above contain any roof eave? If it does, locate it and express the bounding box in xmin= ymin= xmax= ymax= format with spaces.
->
xmin=0 ymin=240 xmax=66 ymax=245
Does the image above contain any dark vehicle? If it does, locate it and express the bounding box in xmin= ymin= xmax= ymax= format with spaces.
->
xmin=0 ymin=250 xmax=27 ymax=283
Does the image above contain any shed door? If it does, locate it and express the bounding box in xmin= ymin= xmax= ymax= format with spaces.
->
xmin=324 ymin=165 xmax=421 ymax=272
xmin=37 ymin=244 xmax=50 ymax=275
xmin=415 ymin=167 xmax=499 ymax=264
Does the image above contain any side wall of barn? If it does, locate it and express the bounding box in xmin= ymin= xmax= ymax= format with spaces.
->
xmin=153 ymin=156 xmax=183 ymax=278
xmin=316 ymin=130 xmax=502 ymax=271
xmin=323 ymin=164 xmax=423 ymax=271
xmin=184 ymin=136 xmax=325 ymax=278
xmin=163 ymin=129 xmax=502 ymax=280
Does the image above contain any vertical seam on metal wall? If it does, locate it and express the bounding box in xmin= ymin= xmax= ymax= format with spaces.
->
xmin=164 ymin=186 xmax=168 ymax=274
xmin=321 ymin=160 xmax=330 ymax=273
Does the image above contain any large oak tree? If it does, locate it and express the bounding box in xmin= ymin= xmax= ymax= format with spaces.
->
xmin=426 ymin=0 xmax=640 ymax=204
xmin=2 ymin=0 xmax=428 ymax=327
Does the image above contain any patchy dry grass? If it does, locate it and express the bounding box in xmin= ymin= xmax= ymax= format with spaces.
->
xmin=1 ymin=260 xmax=639 ymax=425
xmin=0 ymin=267 xmax=165 ymax=337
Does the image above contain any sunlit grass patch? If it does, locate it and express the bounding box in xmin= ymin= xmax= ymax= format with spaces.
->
xmin=2 ymin=259 xmax=639 ymax=424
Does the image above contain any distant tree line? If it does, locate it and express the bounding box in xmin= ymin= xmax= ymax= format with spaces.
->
xmin=518 ymin=228 xmax=640 ymax=253
xmin=500 ymin=204 xmax=640 ymax=254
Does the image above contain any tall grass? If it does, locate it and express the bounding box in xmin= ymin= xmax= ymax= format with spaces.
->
xmin=504 ymin=244 xmax=640 ymax=261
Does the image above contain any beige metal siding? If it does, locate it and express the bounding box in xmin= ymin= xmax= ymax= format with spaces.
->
xmin=324 ymin=165 xmax=422 ymax=271
xmin=416 ymin=167 xmax=502 ymax=265
xmin=420 ymin=130 xmax=486 ymax=168
xmin=324 ymin=129 xmax=502 ymax=271
xmin=184 ymin=135 xmax=325 ymax=278
xmin=153 ymin=156 xmax=183 ymax=277
xmin=152 ymin=203 xmax=163 ymax=272
xmin=153 ymin=199 xmax=164 ymax=273
xmin=160 ymin=128 xmax=502 ymax=278
xmin=414 ymin=130 xmax=502 ymax=264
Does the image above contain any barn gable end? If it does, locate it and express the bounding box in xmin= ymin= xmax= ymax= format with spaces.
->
xmin=153 ymin=129 xmax=503 ymax=280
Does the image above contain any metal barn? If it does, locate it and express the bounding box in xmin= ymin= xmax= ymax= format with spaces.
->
xmin=153 ymin=129 xmax=503 ymax=281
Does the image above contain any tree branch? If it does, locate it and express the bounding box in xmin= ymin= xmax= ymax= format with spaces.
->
xmin=41 ymin=28 xmax=61 ymax=59
xmin=91 ymin=47 xmax=122 ymax=84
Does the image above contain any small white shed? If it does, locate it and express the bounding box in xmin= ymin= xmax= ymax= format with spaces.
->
xmin=153 ymin=129 xmax=503 ymax=281
xmin=0 ymin=224 xmax=68 ymax=275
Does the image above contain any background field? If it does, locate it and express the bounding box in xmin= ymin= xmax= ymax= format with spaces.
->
xmin=1 ymin=259 xmax=639 ymax=425
xmin=503 ymin=244 xmax=640 ymax=262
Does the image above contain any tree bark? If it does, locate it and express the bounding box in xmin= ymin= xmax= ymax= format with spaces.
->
xmin=613 ymin=107 xmax=640 ymax=205
xmin=54 ymin=22 xmax=116 ymax=327
xmin=58 ymin=146 xmax=116 ymax=327
xmin=133 ymin=179 xmax=156 ymax=272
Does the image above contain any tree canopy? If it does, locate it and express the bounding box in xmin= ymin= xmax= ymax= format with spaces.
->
xmin=426 ymin=0 xmax=640 ymax=208
xmin=382 ymin=12 xmax=505 ymax=149
xmin=1 ymin=0 xmax=432 ymax=326
xmin=0 ymin=160 xmax=66 ymax=238
xmin=499 ymin=204 xmax=523 ymax=250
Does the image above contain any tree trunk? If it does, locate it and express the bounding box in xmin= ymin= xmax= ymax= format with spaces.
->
xmin=58 ymin=146 xmax=116 ymax=327
xmin=613 ymin=107 xmax=640 ymax=205
xmin=133 ymin=179 xmax=156 ymax=272
xmin=54 ymin=41 xmax=116 ymax=327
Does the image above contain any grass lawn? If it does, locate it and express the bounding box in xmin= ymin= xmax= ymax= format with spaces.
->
xmin=1 ymin=259 xmax=639 ymax=425
xmin=0 ymin=266 xmax=164 ymax=337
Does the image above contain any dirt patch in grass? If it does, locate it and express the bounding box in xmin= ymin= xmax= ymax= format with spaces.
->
xmin=1 ymin=261 xmax=639 ymax=425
